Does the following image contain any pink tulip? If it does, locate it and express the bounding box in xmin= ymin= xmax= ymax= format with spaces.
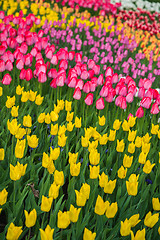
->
xmin=136 ymin=106 xmax=144 ymax=118
xmin=80 ymin=70 xmax=88 ymax=80
xmin=16 ymin=59 xmax=24 ymax=70
xmin=150 ymin=103 xmax=159 ymax=114
xmin=138 ymin=87 xmax=145 ymax=99
xmin=73 ymin=87 xmax=81 ymax=100
xmin=75 ymin=79 xmax=84 ymax=90
xmin=97 ymin=74 xmax=104 ymax=86
xmin=48 ymin=69 xmax=57 ymax=78
xmin=38 ymin=72 xmax=47 ymax=83
xmin=83 ymin=81 xmax=90 ymax=93
xmin=2 ymin=73 xmax=12 ymax=85
xmin=5 ymin=60 xmax=13 ymax=71
xmin=85 ymin=93 xmax=93 ymax=105
xmin=88 ymin=59 xmax=95 ymax=69
xmin=140 ymin=97 xmax=151 ymax=109
xmin=115 ymin=96 xmax=127 ymax=109
xmin=51 ymin=54 xmax=58 ymax=65
xmin=105 ymin=88 xmax=116 ymax=102
xmin=0 ymin=59 xmax=5 ymax=72
xmin=105 ymin=67 xmax=113 ymax=77
xmin=75 ymin=53 xmax=82 ymax=63
xmin=68 ymin=77 xmax=77 ymax=88
xmin=56 ymin=74 xmax=65 ymax=87
xmin=119 ymin=85 xmax=127 ymax=96
xmin=111 ymin=73 xmax=118 ymax=83
xmin=100 ymin=85 xmax=109 ymax=97
xmin=126 ymin=92 xmax=134 ymax=103
xmin=68 ymin=51 xmax=75 ymax=61
xmin=96 ymin=97 xmax=105 ymax=110
xmin=24 ymin=53 xmax=33 ymax=66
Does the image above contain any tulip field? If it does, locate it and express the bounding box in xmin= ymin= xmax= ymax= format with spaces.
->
xmin=0 ymin=0 xmax=160 ymax=239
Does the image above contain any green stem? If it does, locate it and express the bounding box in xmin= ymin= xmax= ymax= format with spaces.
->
xmin=27 ymin=228 xmax=31 ymax=240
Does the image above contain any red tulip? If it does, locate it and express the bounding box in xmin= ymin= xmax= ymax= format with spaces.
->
xmin=0 ymin=59 xmax=5 ymax=72
xmin=50 ymin=78 xmax=57 ymax=88
xmin=136 ymin=106 xmax=144 ymax=118
xmin=26 ymin=69 xmax=33 ymax=81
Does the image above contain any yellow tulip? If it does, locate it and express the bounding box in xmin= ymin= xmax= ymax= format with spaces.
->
xmin=15 ymin=139 xmax=26 ymax=159
xmin=122 ymin=120 xmax=130 ymax=131
xmin=83 ymin=228 xmax=96 ymax=240
xmin=69 ymin=204 xmax=81 ymax=223
xmin=151 ymin=124 xmax=159 ymax=135
xmin=120 ymin=219 xmax=131 ymax=236
xmin=70 ymin=162 xmax=81 ymax=176
xmin=50 ymin=147 xmax=60 ymax=161
xmin=129 ymin=214 xmax=141 ymax=227
xmin=126 ymin=174 xmax=139 ymax=196
xmin=35 ymin=94 xmax=44 ymax=105
xmin=118 ymin=166 xmax=127 ymax=179
xmin=99 ymin=172 xmax=108 ymax=188
xmin=11 ymin=106 xmax=19 ymax=117
xmin=144 ymin=211 xmax=159 ymax=228
xmin=10 ymin=162 xmax=27 ymax=181
xmin=24 ymin=209 xmax=37 ymax=228
xmin=66 ymin=111 xmax=74 ymax=122
xmin=138 ymin=151 xmax=147 ymax=164
xmin=75 ymin=190 xmax=87 ymax=207
xmin=41 ymin=196 xmax=53 ymax=212
xmin=80 ymin=183 xmax=90 ymax=199
xmin=152 ymin=198 xmax=160 ymax=211
xmin=75 ymin=116 xmax=81 ymax=128
xmin=38 ymin=113 xmax=46 ymax=123
xmin=89 ymin=149 xmax=100 ymax=165
xmin=49 ymin=182 xmax=60 ymax=199
xmin=0 ymin=188 xmax=8 ymax=205
xmin=123 ymin=154 xmax=133 ymax=168
xmin=113 ymin=119 xmax=121 ymax=130
xmin=90 ymin=165 xmax=100 ymax=179
xmin=58 ymin=134 xmax=67 ymax=147
xmin=50 ymin=111 xmax=59 ymax=122
xmin=6 ymin=96 xmax=15 ymax=108
xmin=68 ymin=152 xmax=78 ymax=164
xmin=65 ymin=100 xmax=72 ymax=112
xmin=128 ymin=130 xmax=137 ymax=142
xmin=45 ymin=113 xmax=51 ymax=124
xmin=94 ymin=195 xmax=108 ymax=215
xmin=108 ymin=130 xmax=116 ymax=141
xmin=50 ymin=123 xmax=58 ymax=135
xmin=21 ymin=91 xmax=29 ymax=102
xmin=6 ymin=222 xmax=23 ymax=240
xmin=0 ymin=148 xmax=4 ymax=161
xmin=116 ymin=139 xmax=125 ymax=152
xmin=131 ymin=228 xmax=145 ymax=240
xmin=57 ymin=210 xmax=70 ymax=229
xmin=27 ymin=135 xmax=39 ymax=148
xmin=28 ymin=90 xmax=37 ymax=102
xmin=143 ymin=160 xmax=155 ymax=174
xmin=54 ymin=170 xmax=64 ymax=186
xmin=16 ymin=85 xmax=24 ymax=95
xmin=40 ymin=225 xmax=54 ymax=240
xmin=128 ymin=142 xmax=135 ymax=154
xmin=105 ymin=202 xmax=118 ymax=218
xmin=104 ymin=179 xmax=116 ymax=194
xmin=67 ymin=122 xmax=74 ymax=132
xmin=135 ymin=136 xmax=142 ymax=148
xmin=98 ymin=115 xmax=106 ymax=126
